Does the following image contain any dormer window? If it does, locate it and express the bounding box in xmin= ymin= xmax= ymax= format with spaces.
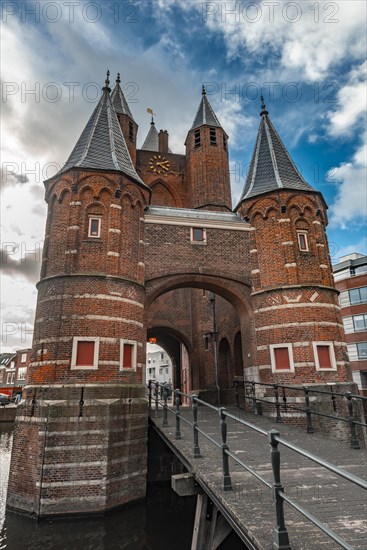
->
xmin=210 ymin=127 xmax=217 ymax=146
xmin=297 ymin=230 xmax=309 ymax=252
xmin=88 ymin=216 xmax=101 ymax=238
xmin=194 ymin=129 xmax=201 ymax=148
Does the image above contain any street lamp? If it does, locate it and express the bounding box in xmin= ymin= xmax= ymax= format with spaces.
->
xmin=209 ymin=292 xmax=221 ymax=406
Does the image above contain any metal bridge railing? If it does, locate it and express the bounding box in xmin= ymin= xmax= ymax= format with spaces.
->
xmin=233 ymin=379 xmax=367 ymax=450
xmin=147 ymin=380 xmax=367 ymax=550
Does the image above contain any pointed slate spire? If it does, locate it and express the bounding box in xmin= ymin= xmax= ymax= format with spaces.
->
xmin=238 ymin=99 xmax=314 ymax=201
xmin=111 ymin=73 xmax=135 ymax=120
xmin=51 ymin=72 xmax=148 ymax=189
xmin=141 ymin=119 xmax=159 ymax=151
xmin=191 ymin=85 xmax=224 ymax=131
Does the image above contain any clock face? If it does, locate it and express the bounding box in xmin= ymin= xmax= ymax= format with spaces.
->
xmin=148 ymin=154 xmax=170 ymax=175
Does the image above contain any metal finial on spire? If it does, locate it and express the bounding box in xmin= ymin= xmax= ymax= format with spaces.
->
xmin=116 ymin=72 xmax=121 ymax=84
xmin=103 ymin=69 xmax=111 ymax=92
xmin=260 ymin=95 xmax=269 ymax=117
xmin=202 ymin=84 xmax=206 ymax=95
xmin=147 ymin=107 xmax=155 ymax=124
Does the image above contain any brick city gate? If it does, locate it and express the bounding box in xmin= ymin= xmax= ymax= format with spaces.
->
xmin=7 ymin=73 xmax=355 ymax=517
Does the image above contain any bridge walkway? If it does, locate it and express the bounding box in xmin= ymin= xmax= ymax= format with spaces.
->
xmin=149 ymin=405 xmax=367 ymax=549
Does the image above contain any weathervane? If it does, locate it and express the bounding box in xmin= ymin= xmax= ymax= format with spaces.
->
xmin=147 ymin=107 xmax=156 ymax=123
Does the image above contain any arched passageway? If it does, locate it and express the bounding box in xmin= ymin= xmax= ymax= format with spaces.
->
xmin=146 ymin=274 xmax=255 ymax=404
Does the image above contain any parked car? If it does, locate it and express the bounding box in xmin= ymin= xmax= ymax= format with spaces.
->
xmin=0 ymin=393 xmax=11 ymax=406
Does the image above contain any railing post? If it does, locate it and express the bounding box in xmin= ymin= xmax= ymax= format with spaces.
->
xmin=234 ymin=381 xmax=240 ymax=410
xmin=268 ymin=429 xmax=291 ymax=550
xmin=219 ymin=407 xmax=232 ymax=491
xmin=243 ymin=380 xmax=247 ymax=413
xmin=304 ymin=386 xmax=314 ymax=434
xmin=252 ymin=381 xmax=258 ymax=415
xmin=192 ymin=395 xmax=201 ymax=458
xmin=330 ymin=387 xmax=336 ymax=412
xmin=175 ymin=389 xmax=182 ymax=440
xmin=282 ymin=387 xmax=287 ymax=412
xmin=346 ymin=392 xmax=360 ymax=449
xmin=148 ymin=379 xmax=152 ymax=411
xmin=162 ymin=386 xmax=168 ymax=427
xmin=155 ymin=382 xmax=159 ymax=418
xmin=274 ymin=384 xmax=282 ymax=423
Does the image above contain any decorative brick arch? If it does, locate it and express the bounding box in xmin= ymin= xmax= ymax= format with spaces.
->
xmin=146 ymin=273 xmax=252 ymax=317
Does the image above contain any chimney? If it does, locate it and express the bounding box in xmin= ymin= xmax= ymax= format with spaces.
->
xmin=158 ymin=130 xmax=169 ymax=153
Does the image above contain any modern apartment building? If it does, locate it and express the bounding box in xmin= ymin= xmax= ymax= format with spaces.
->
xmin=334 ymin=253 xmax=367 ymax=395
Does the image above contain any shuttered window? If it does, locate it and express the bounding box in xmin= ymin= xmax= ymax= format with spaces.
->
xmin=316 ymin=345 xmax=332 ymax=369
xmin=274 ymin=347 xmax=291 ymax=370
xmin=270 ymin=344 xmax=294 ymax=372
xmin=71 ymin=337 xmax=99 ymax=370
xmin=120 ymin=340 xmax=137 ymax=371
xmin=313 ymin=342 xmax=336 ymax=370
xmin=123 ymin=343 xmax=133 ymax=369
xmin=76 ymin=341 xmax=95 ymax=366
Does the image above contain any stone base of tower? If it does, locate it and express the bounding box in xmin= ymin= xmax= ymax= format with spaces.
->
xmin=7 ymin=384 xmax=148 ymax=517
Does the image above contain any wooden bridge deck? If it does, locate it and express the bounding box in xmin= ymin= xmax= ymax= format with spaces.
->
xmin=149 ymin=406 xmax=367 ymax=550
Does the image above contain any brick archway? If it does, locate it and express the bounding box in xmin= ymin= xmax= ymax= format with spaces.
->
xmin=146 ymin=273 xmax=255 ymax=392
xmin=146 ymin=273 xmax=252 ymax=315
xmin=147 ymin=325 xmax=192 ymax=390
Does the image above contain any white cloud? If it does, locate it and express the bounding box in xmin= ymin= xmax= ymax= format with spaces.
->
xmin=328 ymin=136 xmax=367 ymax=228
xmin=327 ymin=61 xmax=367 ymax=137
xmin=159 ymin=0 xmax=366 ymax=82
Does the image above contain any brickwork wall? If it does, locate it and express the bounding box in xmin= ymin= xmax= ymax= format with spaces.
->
xmin=236 ymin=189 xmax=350 ymax=386
xmin=136 ymin=150 xmax=187 ymax=207
xmin=7 ymin=385 xmax=147 ymax=515
xmin=30 ymin=276 xmax=146 ymax=386
xmin=186 ymin=126 xmax=231 ymax=211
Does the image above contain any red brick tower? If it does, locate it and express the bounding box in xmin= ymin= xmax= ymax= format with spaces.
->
xmin=7 ymin=72 xmax=151 ymax=516
xmin=186 ymin=86 xmax=231 ymax=211
xmin=235 ymin=98 xmax=350 ymax=385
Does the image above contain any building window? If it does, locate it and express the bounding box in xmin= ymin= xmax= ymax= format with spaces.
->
xmin=6 ymin=372 xmax=15 ymax=384
xmin=353 ymin=314 xmax=367 ymax=332
xmin=20 ymin=353 xmax=27 ymax=363
xmin=210 ymin=127 xmax=217 ymax=145
xmin=349 ymin=287 xmax=367 ymax=305
xmin=71 ymin=337 xmax=99 ymax=370
xmin=223 ymin=134 xmax=227 ymax=152
xmin=270 ymin=344 xmax=294 ymax=373
xmin=18 ymin=368 xmax=27 ymax=381
xmin=129 ymin=121 xmax=134 ymax=143
xmin=194 ymin=129 xmax=201 ymax=148
xmin=313 ymin=342 xmax=336 ymax=370
xmin=297 ymin=230 xmax=309 ymax=252
xmin=356 ymin=342 xmax=367 ymax=360
xmin=205 ymin=336 xmax=209 ymax=350
xmin=10 ymin=361 xmax=15 ymax=369
xmin=191 ymin=227 xmax=206 ymax=244
xmin=88 ymin=216 xmax=101 ymax=238
xmin=120 ymin=339 xmax=137 ymax=371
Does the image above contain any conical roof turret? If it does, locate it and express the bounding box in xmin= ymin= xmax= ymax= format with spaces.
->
xmin=141 ymin=119 xmax=159 ymax=152
xmin=190 ymin=85 xmax=226 ymax=132
xmin=111 ymin=73 xmax=135 ymax=121
xmin=238 ymin=97 xmax=314 ymax=202
xmin=50 ymin=72 xmax=147 ymax=190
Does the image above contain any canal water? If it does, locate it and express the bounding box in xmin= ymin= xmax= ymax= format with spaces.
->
xmin=0 ymin=425 xmax=245 ymax=550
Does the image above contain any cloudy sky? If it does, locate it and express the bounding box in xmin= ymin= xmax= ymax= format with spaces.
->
xmin=1 ymin=0 xmax=366 ymax=352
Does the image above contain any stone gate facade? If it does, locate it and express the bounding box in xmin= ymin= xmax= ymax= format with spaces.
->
xmin=7 ymin=72 xmax=352 ymax=516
